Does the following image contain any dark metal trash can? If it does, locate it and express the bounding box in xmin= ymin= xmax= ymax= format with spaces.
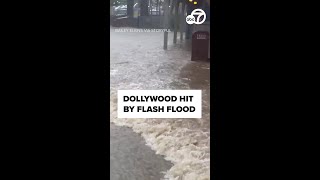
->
xmin=191 ymin=31 xmax=210 ymax=61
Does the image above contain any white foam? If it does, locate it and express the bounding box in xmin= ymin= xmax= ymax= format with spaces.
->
xmin=110 ymin=92 xmax=210 ymax=180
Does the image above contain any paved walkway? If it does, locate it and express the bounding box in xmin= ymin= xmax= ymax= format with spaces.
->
xmin=110 ymin=124 xmax=172 ymax=180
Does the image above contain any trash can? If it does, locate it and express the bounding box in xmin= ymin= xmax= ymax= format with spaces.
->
xmin=192 ymin=22 xmax=210 ymax=60
xmin=191 ymin=31 xmax=210 ymax=61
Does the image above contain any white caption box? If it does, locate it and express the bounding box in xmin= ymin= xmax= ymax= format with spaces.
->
xmin=117 ymin=90 xmax=202 ymax=118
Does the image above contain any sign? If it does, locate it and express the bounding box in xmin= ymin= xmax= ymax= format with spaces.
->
xmin=186 ymin=9 xmax=206 ymax=25
xmin=118 ymin=90 xmax=202 ymax=118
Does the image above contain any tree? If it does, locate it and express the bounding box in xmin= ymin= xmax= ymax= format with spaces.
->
xmin=127 ymin=0 xmax=134 ymax=18
xmin=140 ymin=0 xmax=149 ymax=16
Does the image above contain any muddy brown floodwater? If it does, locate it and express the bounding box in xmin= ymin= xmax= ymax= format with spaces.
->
xmin=110 ymin=27 xmax=210 ymax=180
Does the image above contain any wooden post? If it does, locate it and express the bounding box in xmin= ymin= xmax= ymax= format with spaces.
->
xmin=185 ymin=4 xmax=192 ymax=40
xmin=173 ymin=1 xmax=179 ymax=44
xmin=149 ymin=0 xmax=152 ymax=15
xmin=163 ymin=0 xmax=170 ymax=50
xmin=180 ymin=2 xmax=185 ymax=43
xmin=157 ymin=0 xmax=160 ymax=15
xmin=170 ymin=0 xmax=174 ymax=14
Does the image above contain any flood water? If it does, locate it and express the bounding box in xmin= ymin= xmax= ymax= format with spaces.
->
xmin=110 ymin=27 xmax=210 ymax=180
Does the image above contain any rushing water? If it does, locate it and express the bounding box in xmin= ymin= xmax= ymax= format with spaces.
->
xmin=110 ymin=27 xmax=210 ymax=180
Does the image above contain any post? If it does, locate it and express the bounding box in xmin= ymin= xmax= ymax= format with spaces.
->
xmin=149 ymin=0 xmax=152 ymax=15
xmin=157 ymin=0 xmax=160 ymax=15
xmin=173 ymin=1 xmax=179 ymax=44
xmin=180 ymin=2 xmax=185 ymax=43
xmin=185 ymin=4 xmax=192 ymax=40
xmin=163 ymin=0 xmax=170 ymax=50
xmin=170 ymin=0 xmax=174 ymax=14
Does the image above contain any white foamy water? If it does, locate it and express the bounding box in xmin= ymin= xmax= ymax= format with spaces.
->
xmin=110 ymin=74 xmax=210 ymax=180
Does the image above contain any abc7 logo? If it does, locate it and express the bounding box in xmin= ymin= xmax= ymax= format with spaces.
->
xmin=186 ymin=9 xmax=206 ymax=25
